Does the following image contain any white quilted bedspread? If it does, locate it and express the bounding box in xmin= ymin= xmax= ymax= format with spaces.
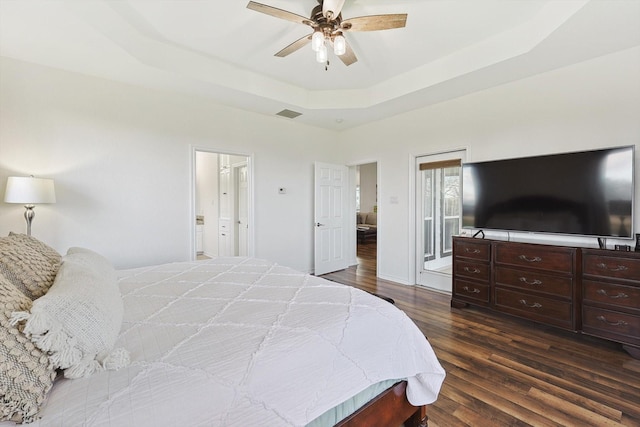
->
xmin=16 ymin=257 xmax=445 ymax=426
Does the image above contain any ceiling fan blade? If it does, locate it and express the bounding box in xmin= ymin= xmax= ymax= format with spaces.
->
xmin=322 ymin=0 xmax=346 ymax=20
xmin=338 ymin=40 xmax=357 ymax=66
xmin=341 ymin=14 xmax=407 ymax=32
xmin=247 ymin=1 xmax=314 ymax=26
xmin=275 ymin=34 xmax=312 ymax=57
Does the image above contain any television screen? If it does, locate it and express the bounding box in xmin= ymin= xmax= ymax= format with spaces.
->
xmin=462 ymin=146 xmax=635 ymax=238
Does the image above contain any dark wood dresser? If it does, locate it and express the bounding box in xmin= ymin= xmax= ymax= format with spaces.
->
xmin=581 ymin=248 xmax=640 ymax=359
xmin=452 ymin=236 xmax=640 ymax=358
xmin=493 ymin=241 xmax=579 ymax=331
xmin=452 ymin=238 xmax=491 ymax=307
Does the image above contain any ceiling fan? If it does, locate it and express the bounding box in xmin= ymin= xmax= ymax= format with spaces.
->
xmin=246 ymin=0 xmax=407 ymax=66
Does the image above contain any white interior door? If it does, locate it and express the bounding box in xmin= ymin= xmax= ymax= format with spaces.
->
xmin=235 ymin=163 xmax=248 ymax=256
xmin=314 ymin=162 xmax=349 ymax=275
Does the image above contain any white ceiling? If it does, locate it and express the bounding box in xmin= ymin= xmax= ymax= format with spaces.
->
xmin=1 ymin=0 xmax=639 ymax=130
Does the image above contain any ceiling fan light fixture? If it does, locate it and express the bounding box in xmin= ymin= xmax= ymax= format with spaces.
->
xmin=333 ymin=34 xmax=346 ymax=56
xmin=246 ymin=1 xmax=408 ymax=67
xmin=311 ymin=30 xmax=324 ymax=52
xmin=316 ymin=43 xmax=328 ymax=63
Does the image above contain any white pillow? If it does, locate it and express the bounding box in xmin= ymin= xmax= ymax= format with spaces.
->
xmin=11 ymin=247 xmax=129 ymax=379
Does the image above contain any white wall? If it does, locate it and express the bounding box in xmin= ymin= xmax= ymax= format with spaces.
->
xmin=2 ymin=46 xmax=639 ymax=283
xmin=0 ymin=57 xmax=341 ymax=271
xmin=340 ymin=46 xmax=640 ymax=284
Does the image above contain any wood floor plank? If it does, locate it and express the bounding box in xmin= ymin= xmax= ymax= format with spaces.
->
xmin=489 ymin=353 xmax=640 ymax=421
xmin=443 ymin=365 xmax=561 ymax=427
xmin=321 ymin=240 xmax=640 ymax=427
xmin=466 ymin=350 xmax=625 ymax=421
xmin=527 ymin=387 xmax=622 ymax=426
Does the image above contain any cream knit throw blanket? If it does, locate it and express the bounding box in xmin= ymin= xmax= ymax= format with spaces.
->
xmin=11 ymin=247 xmax=129 ymax=379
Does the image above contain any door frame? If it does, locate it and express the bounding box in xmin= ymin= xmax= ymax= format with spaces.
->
xmin=410 ymin=148 xmax=466 ymax=291
xmin=190 ymin=146 xmax=255 ymax=261
xmin=232 ymin=161 xmax=249 ymax=256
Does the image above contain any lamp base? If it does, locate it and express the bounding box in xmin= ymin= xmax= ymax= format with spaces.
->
xmin=24 ymin=204 xmax=35 ymax=236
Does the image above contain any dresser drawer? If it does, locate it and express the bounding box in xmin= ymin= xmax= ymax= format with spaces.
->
xmin=453 ymin=279 xmax=490 ymax=304
xmin=494 ymin=288 xmax=573 ymax=329
xmin=455 ymin=260 xmax=490 ymax=282
xmin=454 ymin=238 xmax=490 ymax=262
xmin=583 ymin=253 xmax=640 ymax=282
xmin=495 ymin=266 xmax=572 ymax=299
xmin=583 ymin=280 xmax=640 ymax=312
xmin=494 ymin=242 xmax=574 ymax=274
xmin=582 ymin=306 xmax=640 ymax=346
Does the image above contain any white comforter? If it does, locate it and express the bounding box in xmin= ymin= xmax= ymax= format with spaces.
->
xmin=16 ymin=257 xmax=445 ymax=426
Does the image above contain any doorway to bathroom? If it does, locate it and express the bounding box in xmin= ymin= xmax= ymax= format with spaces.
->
xmin=193 ymin=149 xmax=252 ymax=260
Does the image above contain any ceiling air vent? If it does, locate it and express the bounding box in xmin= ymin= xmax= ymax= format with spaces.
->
xmin=276 ymin=109 xmax=302 ymax=119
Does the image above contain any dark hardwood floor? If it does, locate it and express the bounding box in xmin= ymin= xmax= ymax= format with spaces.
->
xmin=321 ymin=240 xmax=640 ymax=427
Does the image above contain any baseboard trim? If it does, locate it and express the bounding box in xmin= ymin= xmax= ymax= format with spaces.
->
xmin=377 ymin=273 xmax=411 ymax=286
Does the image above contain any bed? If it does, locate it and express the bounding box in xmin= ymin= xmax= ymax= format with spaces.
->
xmin=0 ymin=234 xmax=445 ymax=426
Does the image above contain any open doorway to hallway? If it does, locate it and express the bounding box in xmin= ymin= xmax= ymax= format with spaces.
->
xmin=194 ymin=150 xmax=251 ymax=260
xmin=355 ymin=162 xmax=377 ymax=274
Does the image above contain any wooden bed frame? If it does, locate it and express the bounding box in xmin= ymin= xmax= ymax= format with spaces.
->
xmin=335 ymin=381 xmax=428 ymax=427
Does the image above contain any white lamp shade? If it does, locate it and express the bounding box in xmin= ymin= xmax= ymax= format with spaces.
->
xmin=4 ymin=176 xmax=56 ymax=204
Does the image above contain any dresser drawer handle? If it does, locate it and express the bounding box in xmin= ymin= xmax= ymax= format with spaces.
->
xmin=462 ymin=286 xmax=480 ymax=294
xmin=464 ymin=248 xmax=481 ymax=254
xmin=595 ymin=263 xmax=628 ymax=272
xmin=519 ymin=277 xmax=542 ymax=286
xmin=518 ymin=299 xmax=542 ymax=308
xmin=518 ymin=255 xmax=542 ymax=263
xmin=596 ymin=315 xmax=628 ymax=327
xmin=463 ymin=267 xmax=481 ymax=274
xmin=596 ymin=289 xmax=629 ymax=299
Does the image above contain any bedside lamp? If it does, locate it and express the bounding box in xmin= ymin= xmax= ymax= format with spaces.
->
xmin=4 ymin=176 xmax=56 ymax=236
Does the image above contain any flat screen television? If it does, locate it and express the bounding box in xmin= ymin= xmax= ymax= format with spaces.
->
xmin=462 ymin=146 xmax=635 ymax=238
